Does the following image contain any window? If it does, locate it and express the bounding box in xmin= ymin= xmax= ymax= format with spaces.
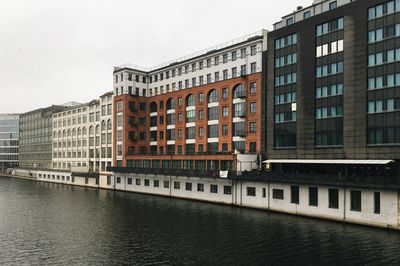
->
xmin=210 ymin=184 xmax=218 ymax=193
xmin=174 ymin=181 xmax=180 ymax=189
xmin=250 ymin=83 xmax=257 ymax=94
xmin=329 ymin=1 xmax=337 ymax=10
xmin=249 ymin=122 xmax=256 ymax=133
xmin=309 ymin=187 xmax=318 ymax=206
xmin=250 ymin=62 xmax=257 ymax=74
xmin=275 ymin=33 xmax=298 ymax=49
xmin=250 ymin=102 xmax=256 ymax=113
xmin=185 ymin=182 xmax=192 ymax=191
xmin=164 ymin=181 xmax=169 ymax=188
xmin=136 ymin=179 xmax=141 ymax=185
xmin=374 ymin=192 xmax=381 ymax=214
xmin=222 ymin=107 xmax=229 ymax=117
xmin=222 ymin=88 xmax=228 ymax=99
xmin=127 ymin=178 xmax=132 ymax=185
xmin=328 ymin=188 xmax=339 ymax=209
xmin=350 ymin=190 xmax=361 ymax=212
xmin=286 ymin=17 xmax=293 ymax=25
xmin=247 ymin=187 xmax=256 ymax=196
xmin=222 ymin=125 xmax=228 ymax=136
xmin=144 ymin=179 xmax=150 ymax=186
xmin=303 ymin=11 xmax=311 ymax=19
xmin=224 ymin=186 xmax=232 ymax=195
xmin=232 ymin=51 xmax=237 ymax=61
xmin=198 ymin=110 xmax=204 ymax=120
xmin=251 ymin=45 xmax=256 ymax=56
xmin=116 ymin=177 xmax=121 ymax=184
xmin=153 ymin=180 xmax=160 ymax=187
xmin=290 ymin=186 xmax=299 ymax=204
xmin=197 ymin=183 xmax=204 ymax=192
xmin=272 ymin=189 xmax=284 ymax=200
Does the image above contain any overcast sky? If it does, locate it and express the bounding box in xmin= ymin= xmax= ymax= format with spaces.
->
xmin=0 ymin=0 xmax=310 ymax=113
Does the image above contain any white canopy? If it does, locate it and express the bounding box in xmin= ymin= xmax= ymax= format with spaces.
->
xmin=262 ymin=159 xmax=394 ymax=165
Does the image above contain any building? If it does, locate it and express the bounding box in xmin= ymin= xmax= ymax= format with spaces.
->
xmin=51 ymin=92 xmax=113 ymax=172
xmin=0 ymin=114 xmax=19 ymax=172
xmin=265 ymin=0 xmax=400 ymax=164
xmin=111 ymin=30 xmax=267 ymax=174
xmin=19 ymin=105 xmax=70 ymax=169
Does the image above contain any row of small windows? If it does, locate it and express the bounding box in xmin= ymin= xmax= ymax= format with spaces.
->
xmin=316 ymin=61 xmax=343 ymax=78
xmin=315 ymin=131 xmax=343 ymax=147
xmin=315 ymin=106 xmax=343 ymax=119
xmin=275 ymin=73 xmax=297 ymax=86
xmin=38 ymin=174 xmax=71 ymax=182
xmin=117 ymin=177 xmax=235 ymax=195
xmin=368 ymin=127 xmax=400 ymax=144
xmin=275 ymin=33 xmax=298 ymax=50
xmin=368 ymin=48 xmax=400 ymax=66
xmin=368 ymin=99 xmax=398 ymax=113
xmin=272 ymin=187 xmax=379 ymax=214
xmin=275 ymin=91 xmax=296 ymax=105
xmin=275 ymin=111 xmax=297 ymax=123
xmin=316 ymin=84 xmax=343 ymax=98
xmin=284 ymin=2 xmax=337 ymax=27
xmin=53 ymin=123 xmax=111 ymax=138
xmin=368 ymin=0 xmax=400 ymax=20
xmin=316 ymin=17 xmax=344 ymax=37
xmin=316 ymin=40 xmax=343 ymax=58
xmin=368 ymin=24 xmax=400 ymax=44
xmin=275 ymin=53 xmax=297 ymax=68
xmin=115 ymin=46 xmax=258 ymax=84
xmin=368 ymin=73 xmax=400 ymax=90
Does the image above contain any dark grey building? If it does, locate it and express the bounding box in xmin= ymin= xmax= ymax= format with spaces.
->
xmin=0 ymin=114 xmax=19 ymax=172
xmin=264 ymin=0 xmax=400 ymax=177
xmin=265 ymin=0 xmax=400 ymax=159
xmin=19 ymin=105 xmax=68 ymax=169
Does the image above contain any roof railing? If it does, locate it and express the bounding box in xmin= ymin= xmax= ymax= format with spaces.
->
xmin=115 ymin=30 xmax=264 ymax=73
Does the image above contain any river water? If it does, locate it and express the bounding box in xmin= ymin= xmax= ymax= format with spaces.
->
xmin=0 ymin=176 xmax=399 ymax=265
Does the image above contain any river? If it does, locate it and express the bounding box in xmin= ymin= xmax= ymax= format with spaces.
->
xmin=0 ymin=176 xmax=399 ymax=265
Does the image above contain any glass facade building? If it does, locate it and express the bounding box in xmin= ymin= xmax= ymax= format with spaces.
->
xmin=0 ymin=114 xmax=19 ymax=172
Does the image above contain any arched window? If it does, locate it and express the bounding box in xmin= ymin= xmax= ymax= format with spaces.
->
xmin=166 ymin=98 xmax=175 ymax=110
xmin=186 ymin=94 xmax=195 ymax=106
xmin=208 ymin=89 xmax=218 ymax=103
xmin=58 ymin=130 xmax=62 ymax=138
xmin=95 ymin=125 xmax=100 ymax=134
xmin=233 ymin=84 xmax=246 ymax=99
xmin=101 ymin=120 xmax=106 ymax=131
xmin=67 ymin=129 xmax=71 ymax=136
xmin=82 ymin=127 xmax=87 ymax=135
xmin=77 ymin=127 xmax=81 ymax=135
xmin=62 ymin=130 xmax=66 ymax=138
xmin=150 ymin=102 xmax=157 ymax=113
xmin=53 ymin=131 xmax=57 ymax=138
xmin=72 ymin=128 xmax=77 ymax=136
xmin=107 ymin=120 xmax=112 ymax=130
xmin=89 ymin=126 xmax=94 ymax=135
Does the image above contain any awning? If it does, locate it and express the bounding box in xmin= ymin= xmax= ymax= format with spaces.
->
xmin=262 ymin=159 xmax=394 ymax=165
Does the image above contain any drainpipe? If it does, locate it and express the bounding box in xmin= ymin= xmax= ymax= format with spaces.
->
xmin=343 ymin=186 xmax=347 ymax=221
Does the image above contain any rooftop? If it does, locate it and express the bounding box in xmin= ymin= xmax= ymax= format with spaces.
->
xmin=114 ymin=30 xmax=266 ymax=74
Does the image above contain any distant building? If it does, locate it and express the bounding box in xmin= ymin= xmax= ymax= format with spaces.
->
xmin=19 ymin=105 xmax=71 ymax=169
xmin=51 ymin=92 xmax=113 ymax=173
xmin=0 ymin=114 xmax=19 ymax=172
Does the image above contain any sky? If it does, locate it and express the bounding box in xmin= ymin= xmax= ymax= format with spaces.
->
xmin=0 ymin=0 xmax=311 ymax=113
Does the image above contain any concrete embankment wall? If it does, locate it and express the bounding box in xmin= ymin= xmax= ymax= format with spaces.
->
xmin=8 ymin=170 xmax=400 ymax=230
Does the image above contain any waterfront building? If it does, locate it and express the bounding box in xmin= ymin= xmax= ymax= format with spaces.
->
xmin=51 ymin=92 xmax=113 ymax=171
xmin=0 ymin=114 xmax=19 ymax=172
xmin=19 ymin=105 xmax=70 ymax=169
xmin=111 ymin=30 xmax=267 ymax=174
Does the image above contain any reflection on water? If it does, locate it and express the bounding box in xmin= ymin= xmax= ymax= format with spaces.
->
xmin=0 ymin=176 xmax=399 ymax=265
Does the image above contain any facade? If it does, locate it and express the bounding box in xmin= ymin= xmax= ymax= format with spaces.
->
xmin=266 ymin=0 xmax=400 ymax=161
xmin=19 ymin=105 xmax=69 ymax=169
xmin=111 ymin=31 xmax=267 ymax=173
xmin=52 ymin=92 xmax=113 ymax=173
xmin=0 ymin=114 xmax=19 ymax=172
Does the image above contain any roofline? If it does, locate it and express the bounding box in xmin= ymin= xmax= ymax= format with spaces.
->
xmin=113 ymin=33 xmax=265 ymax=75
